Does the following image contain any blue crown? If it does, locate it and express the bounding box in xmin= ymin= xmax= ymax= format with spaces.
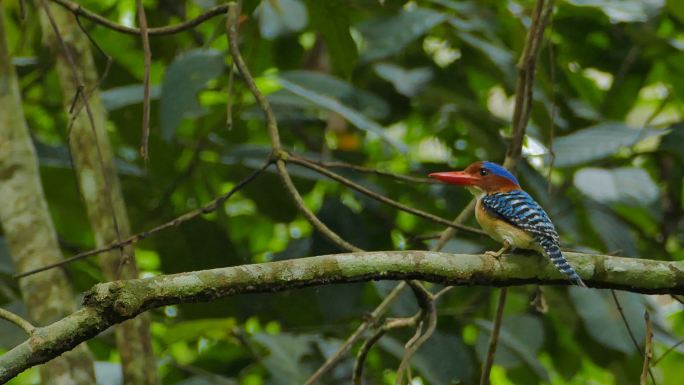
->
xmin=481 ymin=161 xmax=519 ymax=185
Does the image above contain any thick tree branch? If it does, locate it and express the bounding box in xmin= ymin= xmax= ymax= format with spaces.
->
xmin=1 ymin=251 xmax=683 ymax=382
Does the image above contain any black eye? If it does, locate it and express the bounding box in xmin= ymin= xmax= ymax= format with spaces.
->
xmin=479 ymin=169 xmax=489 ymax=176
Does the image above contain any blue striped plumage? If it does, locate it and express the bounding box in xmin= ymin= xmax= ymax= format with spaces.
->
xmin=481 ymin=190 xmax=586 ymax=287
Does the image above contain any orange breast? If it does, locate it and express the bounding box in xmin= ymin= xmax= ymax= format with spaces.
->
xmin=475 ymin=199 xmax=537 ymax=250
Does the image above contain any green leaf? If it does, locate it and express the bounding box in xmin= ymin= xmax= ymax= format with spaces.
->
xmin=378 ymin=331 xmax=473 ymax=384
xmin=373 ymin=63 xmax=433 ymax=97
xmin=659 ymin=123 xmax=684 ymax=157
xmin=587 ymin=202 xmax=638 ymax=257
xmin=160 ymin=49 xmax=224 ymax=141
xmin=357 ymin=7 xmax=447 ymax=62
xmin=277 ymin=71 xmax=389 ymax=119
xmin=574 ymin=167 xmax=659 ymax=205
xmin=101 ymin=84 xmax=161 ymax=111
xmin=475 ymin=315 xmax=548 ymax=381
xmin=565 ymin=0 xmax=663 ymax=23
xmin=668 ymin=0 xmax=684 ymax=23
xmin=548 ymin=122 xmax=664 ymax=167
xmin=162 ymin=318 xmax=237 ymax=344
xmin=276 ymin=77 xmax=407 ymax=152
xmin=413 ymin=331 xmax=474 ymax=384
xmin=305 ymin=0 xmax=357 ymax=77
xmin=257 ymin=0 xmax=309 ymax=39
xmin=33 ymin=140 xmax=143 ymax=176
xmin=569 ymin=288 xmax=645 ymax=354
xmin=253 ymin=333 xmax=317 ymax=385
xmin=457 ymin=31 xmax=515 ymax=82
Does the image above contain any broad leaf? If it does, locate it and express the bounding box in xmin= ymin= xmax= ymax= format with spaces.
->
xmin=574 ymin=167 xmax=659 ymax=205
xmin=101 ymin=84 xmax=161 ymax=111
xmin=357 ymin=7 xmax=447 ymax=62
xmin=549 ymin=122 xmax=664 ymax=167
xmin=374 ymin=63 xmax=433 ymax=97
xmin=277 ymin=71 xmax=389 ymax=119
xmin=162 ymin=318 xmax=237 ymax=344
xmin=565 ymin=0 xmax=663 ymax=23
xmin=160 ymin=49 xmax=224 ymax=141
xmin=457 ymin=31 xmax=516 ymax=82
xmin=253 ymin=333 xmax=317 ymax=385
xmin=569 ymin=288 xmax=646 ymax=354
xmin=257 ymin=0 xmax=309 ymax=39
xmin=378 ymin=331 xmax=473 ymax=384
xmin=659 ymin=123 xmax=684 ymax=157
xmin=276 ymin=77 xmax=406 ymax=151
xmin=668 ymin=0 xmax=684 ymax=23
xmin=587 ymin=202 xmax=638 ymax=257
xmin=475 ymin=315 xmax=548 ymax=381
xmin=304 ymin=0 xmax=357 ymax=77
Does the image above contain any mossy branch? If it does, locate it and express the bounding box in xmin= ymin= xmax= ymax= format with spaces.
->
xmin=1 ymin=251 xmax=682 ymax=382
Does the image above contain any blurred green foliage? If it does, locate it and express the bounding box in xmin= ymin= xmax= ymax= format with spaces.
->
xmin=2 ymin=0 xmax=684 ymax=384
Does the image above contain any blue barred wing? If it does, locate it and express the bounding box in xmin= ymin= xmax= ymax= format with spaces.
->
xmin=481 ymin=190 xmax=586 ymax=287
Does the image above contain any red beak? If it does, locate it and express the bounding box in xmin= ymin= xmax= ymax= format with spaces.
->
xmin=428 ymin=171 xmax=478 ymax=186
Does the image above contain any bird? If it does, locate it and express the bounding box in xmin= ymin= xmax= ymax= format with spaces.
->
xmin=429 ymin=161 xmax=586 ymax=287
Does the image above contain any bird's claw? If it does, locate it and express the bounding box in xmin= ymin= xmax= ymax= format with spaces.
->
xmin=484 ymin=250 xmax=505 ymax=259
xmin=485 ymin=241 xmax=511 ymax=261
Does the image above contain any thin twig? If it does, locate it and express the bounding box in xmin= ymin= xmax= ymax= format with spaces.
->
xmin=305 ymin=197 xmax=478 ymax=384
xmin=41 ymin=0 xmax=129 ymax=272
xmin=0 ymin=308 xmax=35 ymax=336
xmin=226 ymin=2 xmax=361 ymax=252
xmin=288 ymin=155 xmax=486 ymax=236
xmin=228 ymin=4 xmax=432 ymax=382
xmin=641 ymin=311 xmax=653 ymax=385
xmin=432 ymin=198 xmax=477 ymax=250
xmin=610 ymin=290 xmax=656 ymax=384
xmin=15 ymin=161 xmax=272 ymax=279
xmin=224 ymin=6 xmax=238 ymax=130
xmin=352 ymin=314 xmax=421 ymax=385
xmin=545 ymin=15 xmax=557 ymax=189
xmin=305 ymin=281 xmax=408 ymax=385
xmin=307 ymin=158 xmax=436 ymax=184
xmin=481 ymin=2 xmax=553 ymax=384
xmin=137 ymin=0 xmax=152 ymax=162
xmin=226 ymin=61 xmax=235 ymax=129
xmin=611 ymin=290 xmax=641 ymax=352
xmin=352 ymin=328 xmax=388 ymax=385
xmin=226 ymin=3 xmax=279 ymax=148
xmin=19 ymin=0 xmax=27 ymax=21
xmin=479 ymin=287 xmax=508 ymax=385
xmin=432 ymin=286 xmax=454 ymax=301
xmin=504 ymin=0 xmax=553 ymax=170
xmin=652 ymin=338 xmax=684 ymax=366
xmin=395 ymin=281 xmax=437 ymax=385
xmin=670 ymin=295 xmax=684 ymax=306
xmin=50 ymin=0 xmax=229 ymax=36
xmin=276 ymin=160 xmax=361 ymax=251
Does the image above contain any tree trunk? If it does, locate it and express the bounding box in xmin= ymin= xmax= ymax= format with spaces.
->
xmin=38 ymin=3 xmax=159 ymax=384
xmin=0 ymin=7 xmax=96 ymax=385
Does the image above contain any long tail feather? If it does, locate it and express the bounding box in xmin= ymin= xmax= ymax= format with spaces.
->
xmin=537 ymin=237 xmax=586 ymax=287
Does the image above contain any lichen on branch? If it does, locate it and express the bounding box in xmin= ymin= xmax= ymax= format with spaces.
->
xmin=1 ymin=251 xmax=683 ymax=382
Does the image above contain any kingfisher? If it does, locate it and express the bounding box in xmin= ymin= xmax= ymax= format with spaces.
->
xmin=429 ymin=161 xmax=586 ymax=287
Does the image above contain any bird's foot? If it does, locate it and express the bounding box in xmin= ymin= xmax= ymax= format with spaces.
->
xmin=484 ymin=250 xmax=505 ymax=259
xmin=485 ymin=241 xmax=511 ymax=260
